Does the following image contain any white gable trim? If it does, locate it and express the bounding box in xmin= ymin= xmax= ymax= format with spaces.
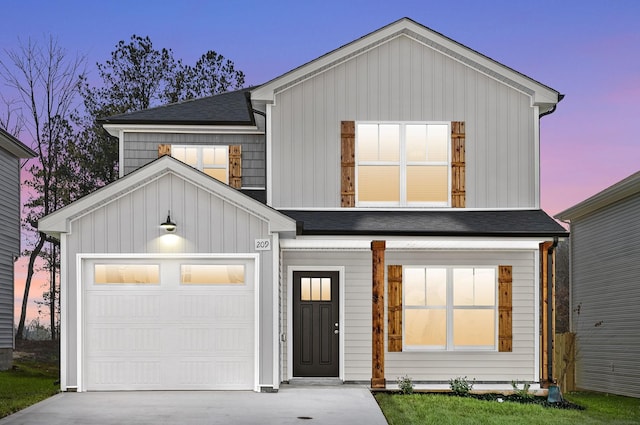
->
xmin=38 ymin=156 xmax=296 ymax=236
xmin=251 ymin=18 xmax=559 ymax=110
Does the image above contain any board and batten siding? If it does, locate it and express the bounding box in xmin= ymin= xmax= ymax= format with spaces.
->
xmin=282 ymin=248 xmax=538 ymax=382
xmin=270 ymin=34 xmax=536 ymax=209
xmin=62 ymin=172 xmax=276 ymax=388
xmin=123 ymin=132 xmax=265 ymax=188
xmin=0 ymin=150 xmax=20 ymax=359
xmin=570 ymin=192 xmax=640 ymax=398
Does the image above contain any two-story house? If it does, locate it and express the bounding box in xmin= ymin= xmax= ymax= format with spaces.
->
xmin=0 ymin=128 xmax=36 ymax=370
xmin=39 ymin=18 xmax=567 ymax=392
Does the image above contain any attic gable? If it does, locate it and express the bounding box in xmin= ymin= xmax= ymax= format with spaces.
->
xmin=251 ymin=17 xmax=560 ymax=112
xmin=38 ymin=156 xmax=295 ymax=237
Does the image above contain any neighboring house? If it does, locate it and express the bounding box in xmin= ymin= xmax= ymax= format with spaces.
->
xmin=39 ymin=18 xmax=568 ymax=392
xmin=555 ymin=171 xmax=640 ymax=398
xmin=0 ymin=128 xmax=36 ymax=370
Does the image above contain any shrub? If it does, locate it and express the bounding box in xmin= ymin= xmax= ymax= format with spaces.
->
xmin=449 ymin=376 xmax=475 ymax=396
xmin=511 ymin=380 xmax=534 ymax=399
xmin=397 ymin=375 xmax=414 ymax=395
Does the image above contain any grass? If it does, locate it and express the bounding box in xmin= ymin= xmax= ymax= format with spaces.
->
xmin=0 ymin=357 xmax=60 ymax=419
xmin=375 ymin=391 xmax=640 ymax=425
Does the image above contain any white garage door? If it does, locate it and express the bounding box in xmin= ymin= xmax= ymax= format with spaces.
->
xmin=82 ymin=257 xmax=256 ymax=391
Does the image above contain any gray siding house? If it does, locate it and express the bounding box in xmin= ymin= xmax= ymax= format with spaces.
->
xmin=0 ymin=128 xmax=36 ymax=370
xmin=39 ymin=18 xmax=567 ymax=392
xmin=556 ymin=171 xmax=640 ymax=398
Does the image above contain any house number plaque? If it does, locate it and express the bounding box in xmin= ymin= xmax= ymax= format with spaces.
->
xmin=254 ymin=239 xmax=271 ymax=251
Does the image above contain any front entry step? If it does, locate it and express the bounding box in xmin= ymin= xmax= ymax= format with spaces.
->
xmin=287 ymin=378 xmax=343 ymax=386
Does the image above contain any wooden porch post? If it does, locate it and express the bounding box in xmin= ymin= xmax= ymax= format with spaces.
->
xmin=540 ymin=241 xmax=556 ymax=385
xmin=371 ymin=240 xmax=386 ymax=389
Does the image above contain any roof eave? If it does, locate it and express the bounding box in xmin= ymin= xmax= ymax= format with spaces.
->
xmin=555 ymin=171 xmax=640 ymax=221
xmin=102 ymin=123 xmax=263 ymax=137
xmin=297 ymin=229 xmax=569 ymax=238
xmin=0 ymin=128 xmax=37 ymax=158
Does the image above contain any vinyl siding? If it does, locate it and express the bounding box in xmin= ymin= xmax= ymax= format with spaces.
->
xmin=62 ymin=172 xmax=275 ymax=388
xmin=271 ymin=34 xmax=536 ymax=209
xmin=281 ymin=250 xmax=371 ymax=382
xmin=570 ymin=192 xmax=640 ymax=398
xmin=123 ymin=132 xmax=265 ymax=188
xmin=282 ymin=248 xmax=538 ymax=383
xmin=0 ymin=150 xmax=20 ymax=351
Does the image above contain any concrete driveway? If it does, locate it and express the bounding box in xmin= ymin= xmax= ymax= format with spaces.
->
xmin=0 ymin=385 xmax=388 ymax=425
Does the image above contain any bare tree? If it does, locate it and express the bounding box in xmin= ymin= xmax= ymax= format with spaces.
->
xmin=0 ymin=36 xmax=85 ymax=340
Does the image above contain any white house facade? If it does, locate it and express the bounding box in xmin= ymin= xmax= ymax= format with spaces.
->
xmin=39 ymin=18 xmax=567 ymax=392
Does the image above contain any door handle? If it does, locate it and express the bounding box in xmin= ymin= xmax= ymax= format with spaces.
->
xmin=334 ymin=330 xmax=339 ymax=335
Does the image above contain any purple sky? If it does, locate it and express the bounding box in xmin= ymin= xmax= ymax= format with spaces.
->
xmin=3 ymin=0 xmax=640 ymax=321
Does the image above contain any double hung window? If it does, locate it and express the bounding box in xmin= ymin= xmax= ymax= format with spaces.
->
xmin=171 ymin=145 xmax=229 ymax=184
xmin=404 ymin=266 xmax=497 ymax=350
xmin=356 ymin=122 xmax=450 ymax=206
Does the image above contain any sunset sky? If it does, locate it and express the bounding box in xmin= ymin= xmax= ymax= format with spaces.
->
xmin=3 ymin=0 xmax=639 ymax=323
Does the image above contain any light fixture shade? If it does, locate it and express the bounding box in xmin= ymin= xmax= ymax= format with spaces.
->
xmin=161 ymin=211 xmax=177 ymax=232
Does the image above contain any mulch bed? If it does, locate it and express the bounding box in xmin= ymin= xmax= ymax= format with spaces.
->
xmin=465 ymin=392 xmax=584 ymax=410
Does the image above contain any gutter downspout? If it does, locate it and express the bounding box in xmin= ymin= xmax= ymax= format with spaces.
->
xmin=252 ymin=108 xmax=267 ymax=200
xmin=547 ymin=236 xmax=559 ymax=383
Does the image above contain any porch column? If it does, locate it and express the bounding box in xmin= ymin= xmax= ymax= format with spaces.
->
xmin=540 ymin=241 xmax=557 ymax=385
xmin=371 ymin=240 xmax=386 ymax=389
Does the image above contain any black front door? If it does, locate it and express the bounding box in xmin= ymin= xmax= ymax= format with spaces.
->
xmin=293 ymin=271 xmax=339 ymax=377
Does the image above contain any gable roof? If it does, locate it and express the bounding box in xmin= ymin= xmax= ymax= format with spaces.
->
xmin=252 ymin=17 xmax=562 ymax=113
xmin=99 ymin=87 xmax=256 ymax=126
xmin=38 ymin=155 xmax=296 ymax=238
xmin=555 ymin=171 xmax=640 ymax=221
xmin=284 ymin=209 xmax=568 ymax=238
xmin=0 ymin=127 xmax=36 ymax=158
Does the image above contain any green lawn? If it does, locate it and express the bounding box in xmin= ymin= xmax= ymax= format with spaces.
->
xmin=0 ymin=358 xmax=60 ymax=419
xmin=375 ymin=391 xmax=640 ymax=425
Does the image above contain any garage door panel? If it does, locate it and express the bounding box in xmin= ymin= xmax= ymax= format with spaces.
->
xmin=84 ymin=257 xmax=256 ymax=391
xmin=87 ymin=293 xmax=163 ymax=324
xmin=176 ymin=293 xmax=253 ymax=321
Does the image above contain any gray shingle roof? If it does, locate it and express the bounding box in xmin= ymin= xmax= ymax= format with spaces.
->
xmin=282 ymin=209 xmax=568 ymax=237
xmin=99 ymin=87 xmax=255 ymax=125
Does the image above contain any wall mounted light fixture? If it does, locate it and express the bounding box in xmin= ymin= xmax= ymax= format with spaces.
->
xmin=160 ymin=210 xmax=177 ymax=232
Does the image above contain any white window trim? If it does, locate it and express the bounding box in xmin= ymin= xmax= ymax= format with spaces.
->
xmin=402 ymin=265 xmax=498 ymax=352
xmin=355 ymin=121 xmax=452 ymax=207
xmin=171 ymin=145 xmax=229 ymax=184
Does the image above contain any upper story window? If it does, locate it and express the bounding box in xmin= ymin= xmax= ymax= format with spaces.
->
xmin=356 ymin=122 xmax=450 ymax=207
xmin=171 ymin=145 xmax=228 ymax=184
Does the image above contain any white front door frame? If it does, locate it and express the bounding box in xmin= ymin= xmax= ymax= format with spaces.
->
xmin=286 ymin=265 xmax=345 ymax=381
xmin=76 ymin=253 xmax=260 ymax=392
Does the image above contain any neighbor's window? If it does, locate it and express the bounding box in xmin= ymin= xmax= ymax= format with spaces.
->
xmin=356 ymin=122 xmax=450 ymax=206
xmin=171 ymin=145 xmax=228 ymax=183
xmin=94 ymin=264 xmax=160 ymax=285
xmin=404 ymin=266 xmax=496 ymax=350
xmin=180 ymin=264 xmax=245 ymax=285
